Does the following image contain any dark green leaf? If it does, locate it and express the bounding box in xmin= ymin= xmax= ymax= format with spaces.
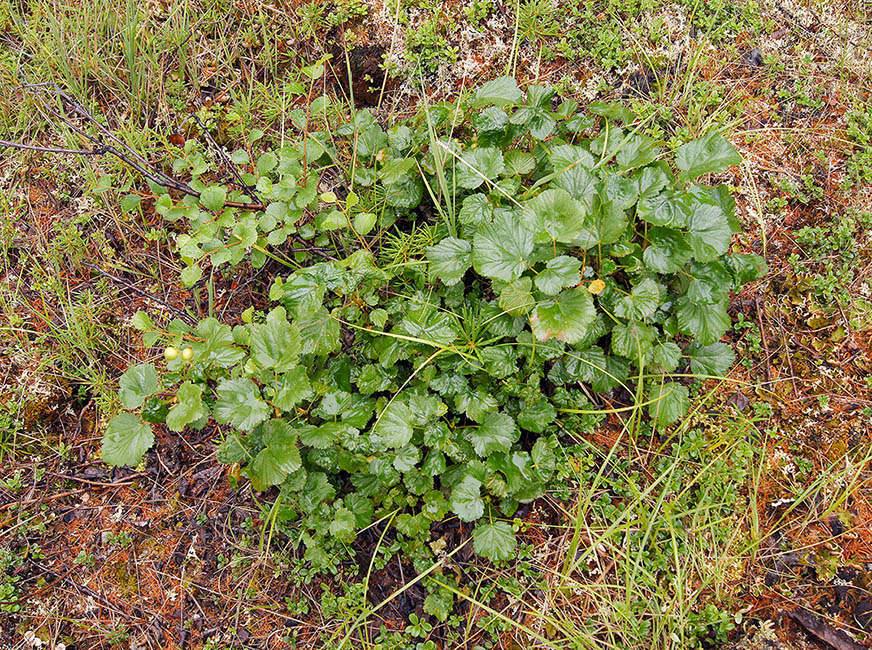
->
xmin=687 ymin=202 xmax=732 ymax=262
xmin=251 ymin=419 xmax=302 ymax=487
xmin=616 ymin=134 xmax=659 ymax=170
xmin=643 ymin=227 xmax=694 ymax=273
xmin=296 ymin=307 xmax=341 ymax=355
xmin=473 ymin=106 xmax=509 ymax=132
xmin=518 ymin=400 xmax=556 ymax=433
xmin=675 ymin=297 xmax=731 ymax=345
xmin=473 ymin=76 xmax=523 ymax=107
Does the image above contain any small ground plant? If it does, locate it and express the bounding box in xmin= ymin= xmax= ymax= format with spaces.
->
xmin=101 ymin=77 xmax=762 ymax=611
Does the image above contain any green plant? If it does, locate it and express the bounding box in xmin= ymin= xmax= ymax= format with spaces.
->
xmin=517 ymin=0 xmax=560 ymax=43
xmin=73 ymin=550 xmax=95 ymax=567
xmin=327 ymin=0 xmax=368 ymax=26
xmin=845 ymin=105 xmax=872 ymax=187
xmin=102 ymin=79 xmax=761 ymax=584
xmin=789 ymin=211 xmax=872 ymax=311
xmin=465 ymin=0 xmax=494 ymax=26
xmin=0 ymin=548 xmax=23 ymax=613
xmin=404 ymin=13 xmax=458 ymax=74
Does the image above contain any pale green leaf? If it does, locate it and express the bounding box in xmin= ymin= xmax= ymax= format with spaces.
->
xmin=530 ymin=288 xmax=596 ymax=344
xmin=648 ymin=341 xmax=682 ymax=373
xmin=328 ymin=507 xmax=357 ymax=541
xmin=214 ymin=378 xmax=269 ymax=431
xmin=102 ymin=414 xmax=153 ymax=467
xmin=472 ymin=521 xmax=516 ymax=561
xmin=457 ymin=147 xmax=505 ymax=190
xmin=614 ymin=278 xmax=662 ymax=321
xmin=372 ymin=401 xmax=414 ymax=449
xmin=118 ymin=363 xmax=158 ymax=410
xmin=472 ymin=211 xmax=533 ymax=282
xmin=676 ymin=132 xmax=742 ymax=181
xmin=166 ymin=381 xmax=207 ymax=432
xmin=499 ymin=276 xmax=534 ymax=316
xmin=534 ymin=256 xmax=581 ymax=295
xmin=616 ymin=133 xmax=659 ymax=170
xmin=531 ymin=437 xmax=556 ymax=480
xmin=468 ymin=411 xmax=517 ymax=457
xmin=424 ymin=589 xmax=454 ymax=622
xmin=459 ymin=193 xmax=493 ymax=227
xmin=274 ymin=366 xmax=314 ymax=411
xmin=249 ymin=306 xmax=301 ymax=372
xmin=574 ymin=196 xmax=628 ymax=248
xmin=611 ymin=321 xmax=657 ymax=359
xmin=426 ymin=237 xmax=472 ymax=286
xmin=180 ymin=264 xmax=203 ymax=287
xmin=449 ymin=475 xmax=484 ymax=522
xmin=647 ymin=381 xmax=690 ymax=427
xmin=200 ymin=185 xmax=226 ymax=211
xmin=522 ymin=188 xmax=587 ymax=244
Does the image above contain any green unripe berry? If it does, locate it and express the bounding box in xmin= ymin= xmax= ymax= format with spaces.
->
xmin=181 ymin=347 xmax=194 ymax=361
xmin=164 ymin=346 xmax=179 ymax=361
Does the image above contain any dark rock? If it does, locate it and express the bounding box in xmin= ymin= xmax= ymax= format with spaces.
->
xmin=624 ymin=70 xmax=656 ymax=98
xmin=855 ymin=598 xmax=872 ymax=629
xmin=743 ymin=48 xmax=764 ymax=67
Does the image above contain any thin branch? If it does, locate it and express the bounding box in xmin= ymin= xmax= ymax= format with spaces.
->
xmin=83 ymin=262 xmax=197 ymax=325
xmin=190 ymin=113 xmax=262 ymax=202
xmin=12 ymin=82 xmax=267 ymax=211
xmin=0 ymin=140 xmax=105 ymax=156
